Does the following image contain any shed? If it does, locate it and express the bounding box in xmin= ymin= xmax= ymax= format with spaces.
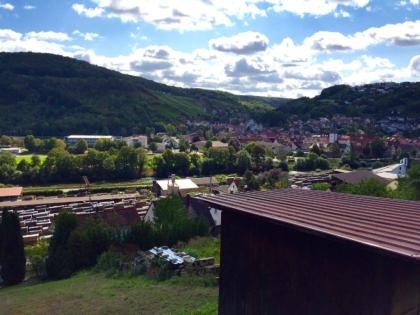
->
xmin=152 ymin=178 xmax=199 ymax=197
xmin=0 ymin=186 xmax=23 ymax=202
xmin=195 ymin=189 xmax=420 ymax=315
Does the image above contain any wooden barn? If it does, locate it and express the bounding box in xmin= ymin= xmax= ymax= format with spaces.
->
xmin=196 ymin=189 xmax=420 ymax=315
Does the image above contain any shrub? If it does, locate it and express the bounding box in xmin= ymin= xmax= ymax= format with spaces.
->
xmin=312 ymin=182 xmax=330 ymax=191
xmin=149 ymin=256 xmax=175 ymax=281
xmin=337 ymin=178 xmax=389 ymax=198
xmin=68 ymin=220 xmax=111 ymax=270
xmin=125 ymin=194 xmax=209 ymax=249
xmin=25 ymin=241 xmax=49 ymax=279
xmin=127 ymin=220 xmax=155 ymax=250
xmin=94 ymin=251 xmax=124 ymax=273
xmin=46 ymin=213 xmax=78 ymax=279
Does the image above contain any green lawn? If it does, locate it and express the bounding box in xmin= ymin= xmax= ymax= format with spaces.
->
xmin=0 ymin=272 xmax=218 ymax=315
xmin=15 ymin=154 xmax=47 ymax=164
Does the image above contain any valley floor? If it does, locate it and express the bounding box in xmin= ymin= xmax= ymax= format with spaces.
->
xmin=0 ymin=272 xmax=218 ymax=315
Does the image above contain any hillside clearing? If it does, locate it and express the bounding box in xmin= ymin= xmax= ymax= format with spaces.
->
xmin=15 ymin=155 xmax=47 ymax=164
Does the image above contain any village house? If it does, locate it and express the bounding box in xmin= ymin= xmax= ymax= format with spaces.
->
xmin=195 ymin=189 xmax=420 ymax=315
xmin=123 ymin=135 xmax=148 ymax=148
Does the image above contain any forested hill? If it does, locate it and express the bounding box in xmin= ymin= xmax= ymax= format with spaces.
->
xmin=267 ymin=82 xmax=420 ymax=124
xmin=0 ymin=52 xmax=288 ymax=136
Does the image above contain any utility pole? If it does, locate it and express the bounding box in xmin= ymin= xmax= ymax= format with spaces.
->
xmin=82 ymin=176 xmax=92 ymax=203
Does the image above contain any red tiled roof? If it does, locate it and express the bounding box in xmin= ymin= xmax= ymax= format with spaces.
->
xmin=0 ymin=186 xmax=22 ymax=198
xmin=195 ymin=189 xmax=420 ymax=260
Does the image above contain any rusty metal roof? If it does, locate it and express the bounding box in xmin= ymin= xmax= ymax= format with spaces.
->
xmin=0 ymin=186 xmax=22 ymax=198
xmin=0 ymin=193 xmax=140 ymax=209
xmin=195 ymin=189 xmax=420 ymax=260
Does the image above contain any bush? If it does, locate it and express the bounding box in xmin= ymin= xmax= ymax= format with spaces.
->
xmin=312 ymin=182 xmax=330 ymax=191
xmin=337 ymin=178 xmax=389 ymax=198
xmin=46 ymin=213 xmax=78 ymax=279
xmin=127 ymin=220 xmax=155 ymax=250
xmin=125 ymin=194 xmax=210 ymax=249
xmin=149 ymin=256 xmax=175 ymax=281
xmin=294 ymin=154 xmax=330 ymax=172
xmin=94 ymin=251 xmax=124 ymax=274
xmin=68 ymin=220 xmax=111 ymax=270
xmin=25 ymin=241 xmax=49 ymax=279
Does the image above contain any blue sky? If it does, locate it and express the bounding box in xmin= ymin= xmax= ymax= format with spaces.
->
xmin=0 ymin=0 xmax=419 ymax=97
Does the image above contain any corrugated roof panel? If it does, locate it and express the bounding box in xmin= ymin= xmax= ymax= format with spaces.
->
xmin=195 ymin=189 xmax=420 ymax=260
xmin=0 ymin=186 xmax=22 ymax=198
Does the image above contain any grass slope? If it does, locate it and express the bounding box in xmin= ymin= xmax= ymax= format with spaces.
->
xmin=0 ymin=272 xmax=218 ymax=315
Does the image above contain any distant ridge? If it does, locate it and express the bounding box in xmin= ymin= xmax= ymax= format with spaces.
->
xmin=0 ymin=52 xmax=288 ymax=136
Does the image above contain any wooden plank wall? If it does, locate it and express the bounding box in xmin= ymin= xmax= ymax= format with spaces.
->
xmin=219 ymin=211 xmax=420 ymax=315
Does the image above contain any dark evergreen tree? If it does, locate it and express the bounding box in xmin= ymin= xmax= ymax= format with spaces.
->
xmin=46 ymin=213 xmax=78 ymax=279
xmin=0 ymin=210 xmax=26 ymax=285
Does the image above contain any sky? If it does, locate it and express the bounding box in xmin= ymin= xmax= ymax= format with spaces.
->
xmin=0 ymin=0 xmax=419 ymax=98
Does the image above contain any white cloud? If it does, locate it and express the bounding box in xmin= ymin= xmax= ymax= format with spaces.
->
xmin=72 ymin=3 xmax=104 ymax=18
xmin=71 ymin=0 xmax=371 ymax=31
xmin=73 ymin=30 xmax=101 ymax=41
xmin=409 ymin=55 xmax=420 ymax=76
xmin=268 ymin=0 xmax=369 ymax=17
xmin=304 ymin=20 xmax=420 ymax=53
xmin=209 ymin=32 xmax=269 ymax=54
xmin=25 ymin=31 xmax=72 ymax=42
xmin=0 ymin=29 xmax=22 ymax=41
xmin=225 ymin=57 xmax=274 ymax=77
xmin=334 ymin=9 xmax=350 ymax=18
xmin=0 ymin=2 xmax=14 ymax=10
xmin=71 ymin=1 xmax=267 ymax=31
xmin=400 ymin=0 xmax=419 ymax=6
xmin=23 ymin=4 xmax=35 ymax=10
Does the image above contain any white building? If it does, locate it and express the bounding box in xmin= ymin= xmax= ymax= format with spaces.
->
xmin=329 ymin=132 xmax=338 ymax=144
xmin=65 ymin=135 xmax=114 ymax=147
xmin=0 ymin=147 xmax=28 ymax=155
xmin=152 ymin=176 xmax=199 ymax=197
xmin=373 ymin=158 xmax=408 ymax=180
xmin=124 ymin=135 xmax=148 ymax=148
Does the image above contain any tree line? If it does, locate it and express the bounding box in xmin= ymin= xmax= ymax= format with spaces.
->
xmin=1 ymin=139 xmax=147 ymax=185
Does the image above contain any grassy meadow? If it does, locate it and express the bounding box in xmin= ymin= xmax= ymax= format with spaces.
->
xmin=0 ymin=272 xmax=218 ymax=315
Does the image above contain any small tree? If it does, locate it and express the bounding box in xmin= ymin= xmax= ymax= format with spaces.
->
xmin=73 ymin=140 xmax=88 ymax=154
xmin=205 ymin=140 xmax=213 ymax=149
xmin=0 ymin=210 xmax=26 ymax=285
xmin=236 ymin=150 xmax=252 ymax=175
xmin=310 ymin=144 xmax=322 ymax=156
xmin=370 ymin=140 xmax=387 ymax=159
xmin=243 ymin=170 xmax=260 ymax=191
xmin=46 ymin=213 xmax=78 ymax=279
xmin=68 ymin=220 xmax=111 ymax=270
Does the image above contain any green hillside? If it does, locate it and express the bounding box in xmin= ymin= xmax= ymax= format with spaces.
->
xmin=276 ymin=82 xmax=420 ymax=121
xmin=0 ymin=52 xmax=283 ymax=136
